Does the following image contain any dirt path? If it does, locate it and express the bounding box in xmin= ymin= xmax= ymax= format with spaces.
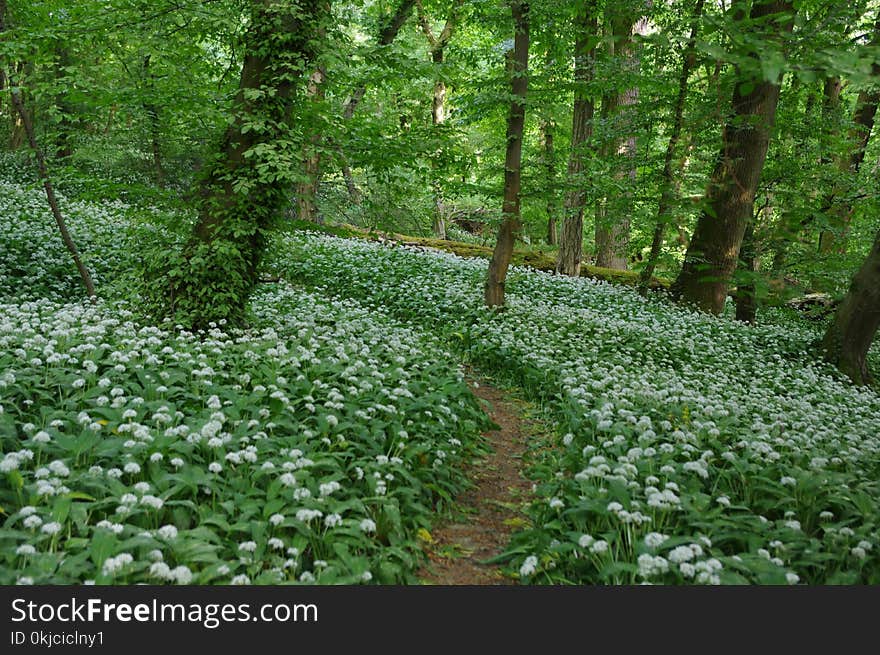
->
xmin=418 ymin=377 xmax=534 ymax=585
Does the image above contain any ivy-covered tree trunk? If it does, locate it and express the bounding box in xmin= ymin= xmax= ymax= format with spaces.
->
xmin=166 ymin=0 xmax=324 ymax=329
xmin=555 ymin=2 xmax=597 ymax=277
xmin=820 ymin=228 xmax=880 ymax=384
xmin=485 ymin=0 xmax=529 ymax=307
xmin=670 ymin=0 xmax=794 ymax=314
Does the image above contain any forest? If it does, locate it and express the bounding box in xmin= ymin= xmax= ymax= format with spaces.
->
xmin=0 ymin=0 xmax=879 ymax=586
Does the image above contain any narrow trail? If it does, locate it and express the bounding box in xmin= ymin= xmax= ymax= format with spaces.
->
xmin=418 ymin=377 xmax=535 ymax=585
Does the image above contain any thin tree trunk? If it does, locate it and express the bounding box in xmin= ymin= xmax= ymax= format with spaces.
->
xmin=431 ymin=50 xmax=448 ymax=239
xmin=142 ymin=55 xmax=165 ymax=188
xmin=8 ymin=61 xmax=29 ymax=149
xmin=820 ymin=228 xmax=880 ymax=384
xmin=595 ymin=9 xmax=648 ymax=270
xmin=54 ymin=45 xmax=75 ymax=159
xmin=485 ymin=0 xmax=529 ymax=307
xmin=736 ymin=196 xmax=770 ymax=324
xmin=639 ymin=0 xmax=705 ymax=293
xmin=734 ymin=221 xmax=759 ymax=324
xmin=555 ymin=3 xmax=598 ymax=276
xmin=329 ymin=0 xmax=416 ymax=205
xmin=541 ymin=118 xmax=558 ymax=245
xmin=670 ymin=0 xmax=795 ymax=314
xmin=1 ymin=59 xmax=96 ymax=299
xmin=342 ymin=0 xmax=416 ymax=120
xmin=818 ymin=14 xmax=880 ymax=254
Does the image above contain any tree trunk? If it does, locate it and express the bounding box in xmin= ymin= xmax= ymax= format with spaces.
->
xmin=417 ymin=0 xmax=463 ymax=240
xmin=54 ymin=45 xmax=75 ymax=159
xmin=8 ymin=61 xmax=30 ymax=149
xmin=817 ymin=14 xmax=880 ymax=254
xmin=343 ymin=0 xmax=416 ymax=120
xmin=0 ymin=3 xmax=95 ymax=300
xmin=485 ymin=0 xmax=529 ymax=307
xmin=295 ymin=66 xmax=326 ymax=223
xmin=639 ymin=0 xmax=705 ymax=293
xmin=541 ymin=118 xmax=558 ymax=245
xmin=331 ymin=0 xmax=416 ymax=205
xmin=734 ymin=216 xmax=762 ymax=324
xmin=820 ymin=228 xmax=880 ymax=384
xmin=168 ymin=0 xmax=323 ymax=329
xmin=670 ymin=0 xmax=795 ymax=314
xmin=431 ymin=49 xmax=448 ymax=239
xmin=142 ymin=55 xmax=165 ymax=188
xmin=594 ymin=9 xmax=648 ymax=270
xmin=555 ymin=3 xmax=598 ymax=276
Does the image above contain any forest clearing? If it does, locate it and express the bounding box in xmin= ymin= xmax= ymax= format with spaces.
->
xmin=1 ymin=0 xmax=880 ymax=587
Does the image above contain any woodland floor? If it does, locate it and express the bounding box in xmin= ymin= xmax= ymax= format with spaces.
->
xmin=418 ymin=376 xmax=537 ymax=585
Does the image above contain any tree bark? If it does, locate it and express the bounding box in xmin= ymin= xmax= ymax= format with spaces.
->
xmin=638 ymin=0 xmax=705 ymax=294
xmin=485 ymin=0 xmax=529 ymax=307
xmin=735 ymin=195 xmax=770 ymax=325
xmin=670 ymin=0 xmax=795 ymax=314
xmin=1 ymin=1 xmax=95 ymax=300
xmin=555 ymin=3 xmax=598 ymax=276
xmin=820 ymin=228 xmax=880 ymax=384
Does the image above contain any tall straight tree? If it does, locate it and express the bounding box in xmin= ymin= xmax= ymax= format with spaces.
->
xmin=164 ymin=0 xmax=325 ymax=329
xmin=556 ymin=1 xmax=598 ymax=277
xmin=594 ymin=6 xmax=648 ymax=270
xmin=540 ymin=117 xmax=559 ymax=245
xmin=638 ymin=0 xmax=705 ymax=293
xmin=485 ymin=0 xmax=529 ymax=307
xmin=416 ymin=0 xmax=465 ymax=239
xmin=670 ymin=0 xmax=795 ymax=314
xmin=817 ymin=12 xmax=880 ymax=254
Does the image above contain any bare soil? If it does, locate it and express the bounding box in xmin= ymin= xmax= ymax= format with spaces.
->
xmin=418 ymin=377 xmax=534 ymax=585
